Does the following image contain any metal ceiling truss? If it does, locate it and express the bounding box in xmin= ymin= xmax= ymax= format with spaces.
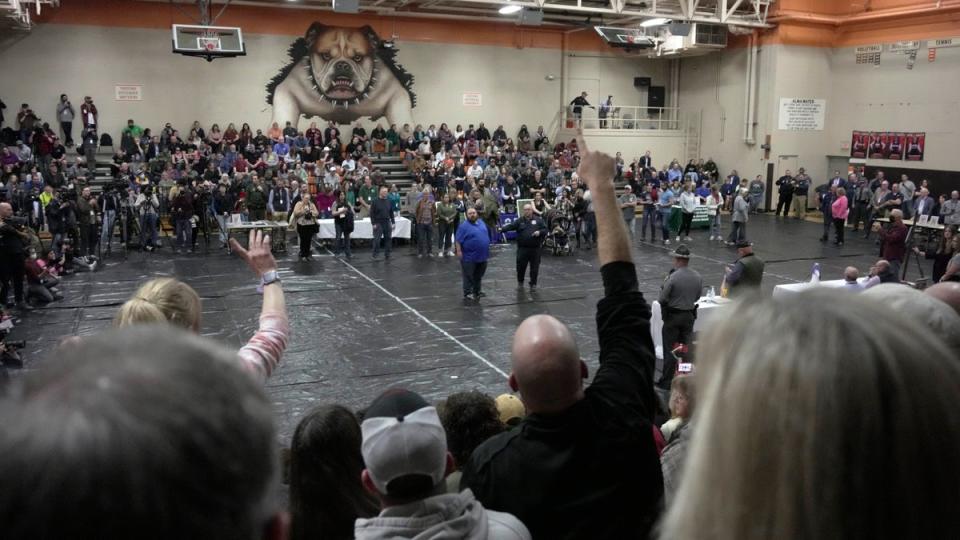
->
xmin=441 ymin=0 xmax=773 ymax=27
xmin=151 ymin=0 xmax=773 ymax=29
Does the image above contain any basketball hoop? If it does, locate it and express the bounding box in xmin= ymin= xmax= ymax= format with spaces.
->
xmin=171 ymin=25 xmax=244 ymax=61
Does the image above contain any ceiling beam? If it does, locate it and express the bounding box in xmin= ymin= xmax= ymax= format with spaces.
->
xmin=445 ymin=0 xmax=772 ymax=26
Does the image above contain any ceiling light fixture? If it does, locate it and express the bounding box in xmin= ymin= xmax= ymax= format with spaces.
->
xmin=640 ymin=17 xmax=670 ymax=27
xmin=499 ymin=4 xmax=523 ymax=14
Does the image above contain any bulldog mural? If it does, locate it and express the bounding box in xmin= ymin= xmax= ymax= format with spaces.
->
xmin=266 ymin=24 xmax=416 ymax=127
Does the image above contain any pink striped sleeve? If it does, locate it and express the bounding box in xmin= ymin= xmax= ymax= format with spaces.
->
xmin=237 ymin=310 xmax=290 ymax=384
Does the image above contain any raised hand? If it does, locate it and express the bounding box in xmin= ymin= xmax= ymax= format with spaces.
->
xmin=229 ymin=229 xmax=277 ymax=278
xmin=575 ymin=130 xmax=616 ymax=193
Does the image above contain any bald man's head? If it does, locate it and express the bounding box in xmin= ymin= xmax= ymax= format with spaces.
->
xmin=0 ymin=202 xmax=12 ymax=218
xmin=844 ymin=266 xmax=860 ymax=283
xmin=926 ymin=282 xmax=960 ymax=316
xmin=510 ymin=315 xmax=586 ymax=414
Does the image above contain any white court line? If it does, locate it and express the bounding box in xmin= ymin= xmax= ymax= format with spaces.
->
xmin=327 ymin=249 xmax=510 ymax=379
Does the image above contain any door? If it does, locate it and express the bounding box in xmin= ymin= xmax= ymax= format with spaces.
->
xmin=826 ymin=155 xmax=851 ymax=182
xmin=565 ymin=56 xmax=601 ymax=129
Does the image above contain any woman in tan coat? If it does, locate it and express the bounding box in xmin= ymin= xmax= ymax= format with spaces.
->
xmin=291 ymin=195 xmax=320 ymax=261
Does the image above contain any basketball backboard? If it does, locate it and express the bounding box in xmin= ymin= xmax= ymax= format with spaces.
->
xmin=172 ymin=24 xmax=245 ymax=61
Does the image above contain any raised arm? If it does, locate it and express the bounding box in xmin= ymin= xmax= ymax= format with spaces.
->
xmin=576 ymin=131 xmax=631 ymax=268
xmin=228 ymin=229 xmax=289 ymax=384
xmin=575 ymin=131 xmax=655 ymax=419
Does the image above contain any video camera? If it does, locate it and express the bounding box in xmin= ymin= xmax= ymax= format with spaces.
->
xmin=4 ymin=215 xmax=28 ymax=229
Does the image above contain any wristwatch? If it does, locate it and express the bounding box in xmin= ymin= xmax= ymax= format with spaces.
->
xmin=261 ymin=270 xmax=281 ymax=286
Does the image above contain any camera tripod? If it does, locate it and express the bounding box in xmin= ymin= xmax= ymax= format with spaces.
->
xmin=900 ymin=218 xmax=932 ymax=285
xmin=98 ymin=204 xmax=138 ymax=261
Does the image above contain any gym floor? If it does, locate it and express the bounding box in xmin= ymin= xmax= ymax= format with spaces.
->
xmin=9 ymin=214 xmax=896 ymax=442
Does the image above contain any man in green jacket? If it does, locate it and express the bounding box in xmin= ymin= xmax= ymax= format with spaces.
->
xmin=725 ymin=240 xmax=764 ymax=297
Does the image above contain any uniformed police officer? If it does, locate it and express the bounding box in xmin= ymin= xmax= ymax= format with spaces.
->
xmin=657 ymin=244 xmax=702 ymax=390
xmin=502 ymin=203 xmax=548 ymax=290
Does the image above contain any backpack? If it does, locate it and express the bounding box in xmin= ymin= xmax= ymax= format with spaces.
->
xmin=99 ymin=133 xmax=113 ymax=147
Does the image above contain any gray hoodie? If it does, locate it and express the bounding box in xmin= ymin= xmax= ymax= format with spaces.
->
xmin=355 ymin=489 xmax=530 ymax=540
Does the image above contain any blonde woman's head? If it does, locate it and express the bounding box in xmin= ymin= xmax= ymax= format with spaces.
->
xmin=660 ymin=289 xmax=960 ymax=540
xmin=668 ymin=374 xmax=695 ymax=420
xmin=115 ymin=278 xmax=202 ymax=332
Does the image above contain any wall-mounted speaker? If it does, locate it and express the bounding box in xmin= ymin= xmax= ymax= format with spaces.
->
xmin=648 ymin=85 xmax=665 ymax=114
xmin=634 ymin=77 xmax=652 ymax=87
xmin=518 ymin=9 xmax=544 ymax=26
xmin=332 ymin=0 xmax=359 ymax=13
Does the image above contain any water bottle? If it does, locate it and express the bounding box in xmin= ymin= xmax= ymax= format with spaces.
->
xmin=811 ymin=262 xmax=821 ymax=283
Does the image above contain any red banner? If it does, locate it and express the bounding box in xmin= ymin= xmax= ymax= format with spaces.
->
xmin=904 ymin=132 xmax=925 ymax=161
xmin=850 ymin=131 xmax=924 ymax=161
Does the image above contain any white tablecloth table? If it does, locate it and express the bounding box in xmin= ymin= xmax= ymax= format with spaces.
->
xmin=225 ymin=220 xmax=290 ymax=252
xmin=317 ymin=217 xmax=412 ymax=239
xmin=650 ymin=296 xmax=730 ymax=359
xmin=772 ymin=278 xmax=868 ymax=298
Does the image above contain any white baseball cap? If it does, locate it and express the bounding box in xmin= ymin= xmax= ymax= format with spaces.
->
xmin=361 ymin=391 xmax=447 ymax=495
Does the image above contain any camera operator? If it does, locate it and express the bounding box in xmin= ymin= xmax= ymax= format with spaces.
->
xmin=43 ymin=188 xmax=68 ymax=256
xmin=99 ymin=184 xmax=121 ymax=254
xmin=0 ymin=202 xmax=33 ymax=312
xmin=135 ymin=184 xmax=160 ymax=252
xmin=60 ymin=186 xmax=80 ymax=249
xmin=212 ymin=182 xmax=236 ymax=249
xmin=171 ymin=180 xmax=194 ymax=253
xmin=191 ymin=181 xmax=212 ymax=250
xmin=76 ymin=186 xmax=98 ymax=260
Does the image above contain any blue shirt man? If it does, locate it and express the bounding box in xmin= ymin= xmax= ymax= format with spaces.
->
xmin=272 ymin=141 xmax=290 ymax=158
xmin=667 ymin=167 xmax=682 ymax=183
xmin=456 ymin=207 xmax=490 ymax=300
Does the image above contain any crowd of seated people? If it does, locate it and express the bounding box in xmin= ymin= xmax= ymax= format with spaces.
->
xmin=1 ymin=135 xmax=960 ymax=540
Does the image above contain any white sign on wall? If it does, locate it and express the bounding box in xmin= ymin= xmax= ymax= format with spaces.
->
xmin=462 ymin=92 xmax=482 ymax=107
xmin=928 ymin=37 xmax=960 ymax=48
xmin=778 ymin=98 xmax=826 ymax=131
xmin=855 ymin=44 xmax=882 ymax=54
xmin=888 ymin=40 xmax=920 ymax=53
xmin=114 ymin=84 xmax=143 ymax=101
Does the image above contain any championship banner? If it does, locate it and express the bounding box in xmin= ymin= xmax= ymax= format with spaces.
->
xmin=850 ymin=131 xmax=868 ymax=158
xmin=850 ymin=131 xmax=924 ymax=161
xmin=884 ymin=132 xmax=905 ymax=160
xmin=867 ymin=132 xmax=887 ymax=159
xmin=904 ymin=133 xmax=925 ymax=161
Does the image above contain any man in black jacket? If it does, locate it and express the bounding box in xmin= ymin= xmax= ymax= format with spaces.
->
xmin=370 ymin=186 xmax=394 ymax=259
xmin=569 ymin=91 xmax=592 ymax=126
xmin=775 ymin=170 xmax=794 ymax=218
xmin=501 ymin=203 xmax=547 ymax=290
xmin=0 ymin=202 xmax=32 ymax=311
xmin=461 ymin=132 xmax=662 ymax=539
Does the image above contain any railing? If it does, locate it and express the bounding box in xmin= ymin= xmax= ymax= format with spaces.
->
xmin=560 ymin=105 xmax=683 ymax=132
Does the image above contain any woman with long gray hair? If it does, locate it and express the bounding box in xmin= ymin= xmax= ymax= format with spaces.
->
xmin=659 ymin=289 xmax=960 ymax=539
